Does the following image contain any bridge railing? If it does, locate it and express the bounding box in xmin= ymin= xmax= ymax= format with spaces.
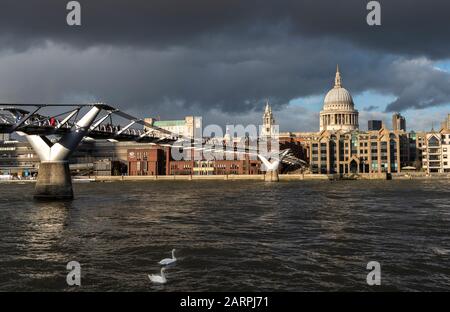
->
xmin=0 ymin=103 xmax=179 ymax=142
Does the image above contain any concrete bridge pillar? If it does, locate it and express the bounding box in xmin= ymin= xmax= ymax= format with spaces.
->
xmin=34 ymin=161 xmax=73 ymax=199
xmin=27 ymin=106 xmax=101 ymax=200
xmin=258 ymin=150 xmax=290 ymax=183
xmin=264 ymin=169 xmax=279 ymax=182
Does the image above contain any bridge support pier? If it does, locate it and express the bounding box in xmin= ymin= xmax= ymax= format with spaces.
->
xmin=34 ymin=161 xmax=73 ymax=200
xmin=264 ymin=169 xmax=279 ymax=182
xmin=259 ymin=152 xmax=289 ymax=183
xmin=26 ymin=106 xmax=101 ymax=200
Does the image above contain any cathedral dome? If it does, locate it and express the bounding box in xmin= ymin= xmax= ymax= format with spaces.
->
xmin=323 ymin=86 xmax=354 ymax=111
xmin=319 ymin=66 xmax=359 ymax=132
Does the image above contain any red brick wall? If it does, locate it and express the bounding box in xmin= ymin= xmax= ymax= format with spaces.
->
xmin=168 ymin=159 xmax=261 ymax=175
xmin=127 ymin=148 xmax=166 ymax=175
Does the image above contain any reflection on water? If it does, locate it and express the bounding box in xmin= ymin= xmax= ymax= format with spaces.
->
xmin=0 ymin=180 xmax=450 ymax=291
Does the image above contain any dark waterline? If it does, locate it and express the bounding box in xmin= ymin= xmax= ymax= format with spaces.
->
xmin=0 ymin=180 xmax=449 ymax=291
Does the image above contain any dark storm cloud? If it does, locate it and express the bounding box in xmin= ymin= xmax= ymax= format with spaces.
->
xmin=0 ymin=38 xmax=362 ymax=114
xmin=0 ymin=0 xmax=449 ymax=117
xmin=383 ymin=59 xmax=450 ymax=112
xmin=1 ymin=0 xmax=450 ymax=58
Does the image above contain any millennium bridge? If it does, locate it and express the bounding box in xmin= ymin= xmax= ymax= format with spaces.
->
xmin=0 ymin=103 xmax=304 ymax=199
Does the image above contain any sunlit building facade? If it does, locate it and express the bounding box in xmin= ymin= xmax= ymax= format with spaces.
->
xmin=422 ymin=130 xmax=450 ymax=173
xmin=308 ymin=128 xmax=409 ymax=174
xmin=308 ymin=66 xmax=410 ymax=174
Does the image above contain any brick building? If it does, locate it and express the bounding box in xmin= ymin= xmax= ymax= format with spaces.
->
xmin=128 ymin=146 xmax=262 ymax=176
xmin=127 ymin=148 xmax=168 ymax=176
xmin=169 ymin=159 xmax=261 ymax=175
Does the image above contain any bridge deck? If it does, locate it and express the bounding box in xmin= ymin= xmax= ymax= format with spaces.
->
xmin=0 ymin=103 xmax=305 ymax=167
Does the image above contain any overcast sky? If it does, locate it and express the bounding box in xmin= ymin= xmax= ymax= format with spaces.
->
xmin=0 ymin=0 xmax=449 ymax=131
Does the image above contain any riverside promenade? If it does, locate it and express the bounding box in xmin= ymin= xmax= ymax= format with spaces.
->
xmin=86 ymin=172 xmax=450 ymax=182
xmin=90 ymin=174 xmax=330 ymax=182
xmin=2 ymin=173 xmax=450 ymax=184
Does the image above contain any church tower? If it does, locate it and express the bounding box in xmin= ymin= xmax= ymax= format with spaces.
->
xmin=262 ymin=100 xmax=276 ymax=137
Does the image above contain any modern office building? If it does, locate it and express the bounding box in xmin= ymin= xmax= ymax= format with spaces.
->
xmin=441 ymin=114 xmax=450 ymax=130
xmin=0 ymin=140 xmax=38 ymax=177
xmin=0 ymin=133 xmax=9 ymax=142
xmin=144 ymin=116 xmax=202 ymax=138
xmin=406 ymin=131 xmax=426 ymax=169
xmin=368 ymin=120 xmax=383 ymax=131
xmin=392 ymin=113 xmax=406 ymax=131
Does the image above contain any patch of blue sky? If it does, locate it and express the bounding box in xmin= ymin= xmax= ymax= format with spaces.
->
xmin=434 ymin=60 xmax=450 ymax=72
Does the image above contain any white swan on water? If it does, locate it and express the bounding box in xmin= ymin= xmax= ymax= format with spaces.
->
xmin=159 ymin=249 xmax=177 ymax=265
xmin=148 ymin=267 xmax=167 ymax=284
xmin=432 ymin=247 xmax=450 ymax=256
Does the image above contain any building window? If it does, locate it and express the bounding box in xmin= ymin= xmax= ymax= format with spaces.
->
xmin=429 ymin=137 xmax=440 ymax=147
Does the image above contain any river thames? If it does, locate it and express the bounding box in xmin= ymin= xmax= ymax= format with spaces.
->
xmin=0 ymin=179 xmax=449 ymax=291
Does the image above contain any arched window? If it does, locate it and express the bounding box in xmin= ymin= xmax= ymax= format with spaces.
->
xmin=428 ymin=136 xmax=440 ymax=147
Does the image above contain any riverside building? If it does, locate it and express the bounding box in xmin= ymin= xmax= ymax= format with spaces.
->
xmin=422 ymin=129 xmax=450 ymax=173
xmin=308 ymin=128 xmax=410 ymax=174
xmin=308 ymin=67 xmax=411 ymax=174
